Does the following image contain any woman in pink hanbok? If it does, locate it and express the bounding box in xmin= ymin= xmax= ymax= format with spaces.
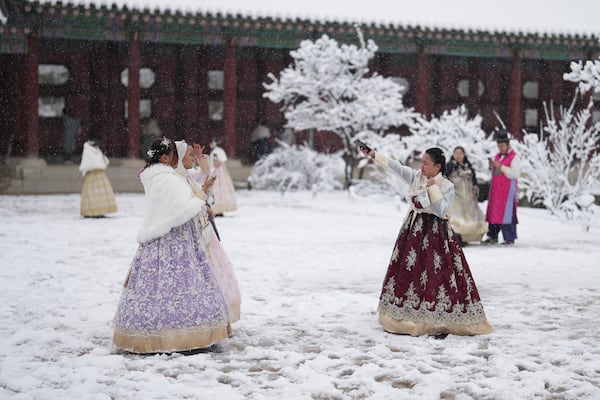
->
xmin=358 ymin=143 xmax=493 ymax=337
xmin=175 ymin=140 xmax=241 ymax=326
xmin=208 ymin=140 xmax=238 ymax=216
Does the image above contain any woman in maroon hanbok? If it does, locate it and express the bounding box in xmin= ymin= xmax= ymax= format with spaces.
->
xmin=358 ymin=144 xmax=493 ymax=337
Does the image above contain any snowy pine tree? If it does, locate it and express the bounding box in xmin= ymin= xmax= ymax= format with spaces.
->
xmin=263 ymin=27 xmax=420 ymax=188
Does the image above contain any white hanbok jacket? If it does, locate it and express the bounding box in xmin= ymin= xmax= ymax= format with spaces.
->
xmin=374 ymin=152 xmax=454 ymax=219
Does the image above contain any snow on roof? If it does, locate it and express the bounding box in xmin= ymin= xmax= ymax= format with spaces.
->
xmin=23 ymin=0 xmax=600 ymax=37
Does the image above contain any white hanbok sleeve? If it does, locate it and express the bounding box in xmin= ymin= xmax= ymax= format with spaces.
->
xmin=500 ymin=154 xmax=521 ymax=180
xmin=373 ymin=152 xmax=415 ymax=184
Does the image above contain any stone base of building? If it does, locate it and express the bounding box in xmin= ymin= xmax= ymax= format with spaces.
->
xmin=0 ymin=158 xmax=253 ymax=195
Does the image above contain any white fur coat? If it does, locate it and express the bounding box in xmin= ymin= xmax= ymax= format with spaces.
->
xmin=136 ymin=163 xmax=204 ymax=243
xmin=79 ymin=142 xmax=109 ymax=176
xmin=209 ymin=146 xmax=228 ymax=173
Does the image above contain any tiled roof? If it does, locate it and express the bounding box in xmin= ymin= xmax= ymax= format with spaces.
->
xmin=22 ymin=0 xmax=600 ymax=37
xmin=1 ymin=0 xmax=597 ymax=58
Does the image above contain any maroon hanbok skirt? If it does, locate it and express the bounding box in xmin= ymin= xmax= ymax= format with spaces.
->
xmin=378 ymin=210 xmax=493 ymax=336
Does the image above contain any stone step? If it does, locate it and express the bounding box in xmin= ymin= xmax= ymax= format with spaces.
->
xmin=0 ymin=158 xmax=254 ymax=195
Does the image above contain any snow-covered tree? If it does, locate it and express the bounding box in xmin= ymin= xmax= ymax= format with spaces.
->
xmin=564 ymin=58 xmax=600 ymax=94
xmin=248 ymin=141 xmax=345 ymax=194
xmin=512 ymin=90 xmax=600 ymax=224
xmin=263 ymin=27 xmax=421 ymax=188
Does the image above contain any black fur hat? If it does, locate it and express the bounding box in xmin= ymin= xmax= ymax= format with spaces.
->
xmin=495 ymin=129 xmax=510 ymax=143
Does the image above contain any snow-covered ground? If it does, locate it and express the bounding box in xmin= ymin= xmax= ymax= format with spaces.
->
xmin=0 ymin=190 xmax=599 ymax=399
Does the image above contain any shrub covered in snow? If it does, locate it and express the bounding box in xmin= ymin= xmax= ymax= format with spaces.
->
xmin=495 ymin=56 xmax=600 ymax=226
xmin=351 ymin=106 xmax=496 ymax=199
xmin=248 ymin=142 xmax=345 ymax=193
xmin=402 ymin=105 xmax=497 ymax=182
xmin=511 ymin=93 xmax=600 ymax=224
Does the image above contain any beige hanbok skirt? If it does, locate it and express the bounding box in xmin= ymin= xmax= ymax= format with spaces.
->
xmin=80 ymin=169 xmax=118 ymax=217
xmin=448 ymin=176 xmax=487 ymax=242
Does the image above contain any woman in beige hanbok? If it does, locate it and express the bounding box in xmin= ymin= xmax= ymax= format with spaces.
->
xmin=79 ymin=139 xmax=117 ymax=217
xmin=446 ymin=147 xmax=487 ymax=246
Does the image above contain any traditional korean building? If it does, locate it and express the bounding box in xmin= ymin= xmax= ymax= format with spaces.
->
xmin=0 ymin=0 xmax=598 ymax=192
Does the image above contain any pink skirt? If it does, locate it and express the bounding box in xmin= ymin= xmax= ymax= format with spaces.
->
xmin=206 ymin=230 xmax=241 ymax=323
xmin=211 ymin=164 xmax=238 ymax=214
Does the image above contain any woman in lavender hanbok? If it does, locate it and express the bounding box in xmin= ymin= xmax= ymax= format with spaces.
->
xmin=112 ymin=138 xmax=229 ymax=354
xmin=358 ymin=144 xmax=493 ymax=337
xmin=175 ymin=140 xmax=241 ymax=326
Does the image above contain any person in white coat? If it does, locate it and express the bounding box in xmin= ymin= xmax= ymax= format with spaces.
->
xmin=113 ymin=137 xmax=229 ymax=354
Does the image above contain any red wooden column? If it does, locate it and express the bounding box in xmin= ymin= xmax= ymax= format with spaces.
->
xmin=223 ymin=38 xmax=237 ymax=157
xmin=178 ymin=46 xmax=197 ymax=142
xmin=127 ymin=31 xmax=141 ymax=158
xmin=468 ymin=59 xmax=481 ymax=119
xmin=23 ymin=31 xmax=40 ymax=157
xmin=90 ymin=45 xmax=111 ymax=154
xmin=549 ymin=63 xmax=564 ymax=112
xmin=508 ymin=49 xmax=522 ymax=140
xmin=540 ymin=61 xmax=563 ymax=122
xmin=105 ymin=42 xmax=121 ymax=157
xmin=197 ymin=47 xmax=209 ymax=145
xmin=414 ymin=47 xmax=432 ymax=118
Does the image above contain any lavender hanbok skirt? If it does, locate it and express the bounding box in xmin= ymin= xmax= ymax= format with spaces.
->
xmin=113 ymin=219 xmax=229 ymax=353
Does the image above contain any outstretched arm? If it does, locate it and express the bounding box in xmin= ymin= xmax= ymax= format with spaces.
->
xmin=357 ymin=144 xmax=414 ymax=183
xmin=366 ymin=150 xmax=414 ymax=184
